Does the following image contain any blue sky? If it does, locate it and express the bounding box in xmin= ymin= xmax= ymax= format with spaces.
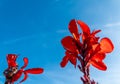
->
xmin=0 ymin=0 xmax=120 ymax=84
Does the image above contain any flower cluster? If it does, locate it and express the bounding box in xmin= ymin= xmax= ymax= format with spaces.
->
xmin=4 ymin=54 xmax=44 ymax=84
xmin=60 ymin=19 xmax=114 ymax=84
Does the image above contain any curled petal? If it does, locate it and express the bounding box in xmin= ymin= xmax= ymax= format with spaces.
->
xmin=25 ymin=68 xmax=44 ymax=74
xmin=92 ymin=30 xmax=101 ymax=35
xmin=61 ymin=36 xmax=78 ymax=53
xmin=100 ymin=38 xmax=114 ymax=53
xmin=89 ymin=60 xmax=107 ymax=71
xmin=68 ymin=19 xmax=80 ymax=40
xmin=77 ymin=20 xmax=90 ymax=34
xmin=21 ymin=57 xmax=28 ymax=69
xmin=19 ymin=71 xmax=28 ymax=83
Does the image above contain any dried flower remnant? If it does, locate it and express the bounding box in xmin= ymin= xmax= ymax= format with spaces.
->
xmin=60 ymin=19 xmax=114 ymax=84
xmin=4 ymin=54 xmax=44 ymax=84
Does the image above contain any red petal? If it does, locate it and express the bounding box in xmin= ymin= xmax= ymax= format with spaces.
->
xmin=12 ymin=70 xmax=23 ymax=82
xmin=92 ymin=44 xmax=99 ymax=51
xmin=77 ymin=20 xmax=90 ymax=34
xmin=8 ymin=62 xmax=17 ymax=67
xmin=92 ymin=30 xmax=101 ymax=35
xmin=60 ymin=55 xmax=69 ymax=67
xmin=100 ymin=38 xmax=114 ymax=53
xmin=25 ymin=68 xmax=44 ymax=74
xmin=69 ymin=56 xmax=77 ymax=67
xmin=68 ymin=19 xmax=80 ymax=40
xmin=61 ymin=36 xmax=78 ymax=53
xmin=21 ymin=57 xmax=28 ymax=69
xmin=65 ymin=51 xmax=77 ymax=67
xmin=7 ymin=54 xmax=18 ymax=67
xmin=7 ymin=54 xmax=18 ymax=60
xmin=89 ymin=60 xmax=107 ymax=71
xmin=19 ymin=72 xmax=28 ymax=83
xmin=91 ymin=53 xmax=106 ymax=61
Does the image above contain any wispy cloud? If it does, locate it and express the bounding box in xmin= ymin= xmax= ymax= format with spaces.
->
xmin=2 ymin=35 xmax=36 ymax=45
xmin=24 ymin=66 xmax=82 ymax=84
xmin=104 ymin=22 xmax=120 ymax=27
xmin=91 ymin=61 xmax=120 ymax=84
xmin=46 ymin=64 xmax=120 ymax=84
xmin=1 ymin=33 xmax=46 ymax=45
xmin=40 ymin=64 xmax=120 ymax=84
xmin=44 ymin=68 xmax=81 ymax=84
xmin=16 ymin=61 xmax=120 ymax=84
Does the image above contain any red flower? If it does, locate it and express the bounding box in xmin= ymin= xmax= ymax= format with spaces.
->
xmin=4 ymin=54 xmax=44 ymax=84
xmin=60 ymin=19 xmax=114 ymax=84
xmin=60 ymin=19 xmax=114 ymax=71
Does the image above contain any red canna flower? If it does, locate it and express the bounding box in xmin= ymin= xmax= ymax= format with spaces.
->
xmin=4 ymin=54 xmax=44 ymax=84
xmin=60 ymin=19 xmax=114 ymax=84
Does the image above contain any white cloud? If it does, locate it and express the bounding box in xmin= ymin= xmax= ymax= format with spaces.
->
xmin=2 ymin=35 xmax=36 ymax=45
xmin=43 ymin=67 xmax=82 ymax=84
xmin=91 ymin=63 xmax=120 ymax=84
xmin=104 ymin=22 xmax=120 ymax=27
xmin=38 ymin=65 xmax=120 ymax=84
